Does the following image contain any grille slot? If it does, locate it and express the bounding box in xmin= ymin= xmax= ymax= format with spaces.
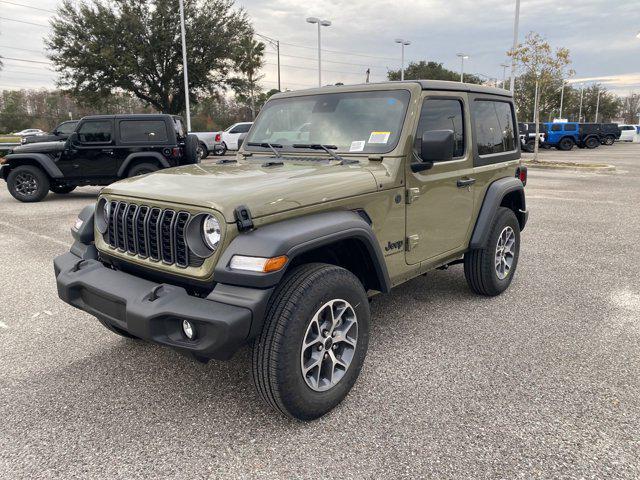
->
xmin=105 ymin=201 xmax=194 ymax=269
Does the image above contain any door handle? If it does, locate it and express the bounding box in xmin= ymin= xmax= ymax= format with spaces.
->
xmin=457 ymin=177 xmax=476 ymax=188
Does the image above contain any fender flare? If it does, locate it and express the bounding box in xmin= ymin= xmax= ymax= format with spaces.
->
xmin=3 ymin=153 xmax=63 ymax=179
xmin=469 ymin=177 xmax=526 ymax=249
xmin=117 ymin=152 xmax=170 ymax=177
xmin=214 ymin=210 xmax=392 ymax=292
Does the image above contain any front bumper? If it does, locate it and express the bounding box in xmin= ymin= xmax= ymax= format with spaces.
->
xmin=54 ymin=251 xmax=254 ymax=360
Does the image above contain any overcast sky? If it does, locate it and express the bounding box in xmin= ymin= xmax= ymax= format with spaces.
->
xmin=1 ymin=0 xmax=639 ymax=95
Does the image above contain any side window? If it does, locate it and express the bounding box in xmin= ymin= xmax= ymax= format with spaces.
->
xmin=119 ymin=120 xmax=169 ymax=143
xmin=228 ymin=125 xmax=241 ymax=133
xmin=564 ymin=124 xmax=577 ymax=131
xmin=237 ymin=123 xmax=252 ymax=133
xmin=473 ymin=100 xmax=516 ymax=156
xmin=57 ymin=122 xmax=77 ymax=134
xmin=77 ymin=121 xmax=113 ymax=143
xmin=415 ymin=98 xmax=465 ymax=158
xmin=551 ymin=124 xmax=562 ymax=132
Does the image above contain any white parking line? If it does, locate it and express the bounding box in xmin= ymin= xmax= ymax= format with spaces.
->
xmin=0 ymin=220 xmax=69 ymax=247
xmin=0 ymin=321 xmax=8 ymax=329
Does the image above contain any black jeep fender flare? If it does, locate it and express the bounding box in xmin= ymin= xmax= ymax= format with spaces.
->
xmin=214 ymin=210 xmax=392 ymax=293
xmin=2 ymin=153 xmax=63 ymax=180
xmin=117 ymin=152 xmax=171 ymax=177
xmin=469 ymin=177 xmax=527 ymax=249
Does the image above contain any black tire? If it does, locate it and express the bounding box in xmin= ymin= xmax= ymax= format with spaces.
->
xmin=557 ymin=137 xmax=574 ymax=151
xmin=524 ymin=140 xmax=535 ymax=153
xmin=464 ymin=207 xmax=521 ymax=297
xmin=184 ymin=134 xmax=200 ymax=164
xmin=252 ymin=263 xmax=370 ymax=421
xmin=585 ymin=136 xmax=599 ymax=149
xmin=128 ymin=162 xmax=159 ymax=177
xmin=50 ymin=184 xmax=76 ymax=194
xmin=196 ymin=142 xmax=208 ymax=160
xmin=7 ymin=165 xmax=50 ymax=202
xmin=213 ymin=142 xmax=228 ymax=156
xmin=604 ymin=135 xmax=615 ymax=146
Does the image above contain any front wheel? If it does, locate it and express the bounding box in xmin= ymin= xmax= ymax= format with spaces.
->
xmin=604 ymin=135 xmax=615 ymax=146
xmin=213 ymin=142 xmax=227 ymax=156
xmin=7 ymin=165 xmax=50 ymax=202
xmin=252 ymin=263 xmax=370 ymax=421
xmin=464 ymin=207 xmax=521 ymax=296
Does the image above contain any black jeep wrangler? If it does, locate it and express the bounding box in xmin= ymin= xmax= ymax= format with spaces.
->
xmin=0 ymin=114 xmax=199 ymax=202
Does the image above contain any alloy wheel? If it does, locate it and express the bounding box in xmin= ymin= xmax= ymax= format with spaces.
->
xmin=495 ymin=226 xmax=516 ymax=280
xmin=15 ymin=172 xmax=38 ymax=197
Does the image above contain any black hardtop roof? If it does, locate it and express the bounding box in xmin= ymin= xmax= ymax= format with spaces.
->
xmin=79 ymin=114 xmax=181 ymax=121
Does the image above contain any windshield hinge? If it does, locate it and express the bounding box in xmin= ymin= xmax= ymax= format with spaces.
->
xmin=406 ymin=188 xmax=420 ymax=204
xmin=234 ymin=205 xmax=254 ymax=232
xmin=406 ymin=235 xmax=420 ymax=251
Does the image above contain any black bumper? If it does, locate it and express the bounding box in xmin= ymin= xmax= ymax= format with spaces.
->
xmin=54 ymin=251 xmax=257 ymax=360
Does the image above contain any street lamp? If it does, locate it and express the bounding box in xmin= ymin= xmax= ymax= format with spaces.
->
xmin=178 ymin=0 xmax=191 ymax=131
xmin=256 ymin=33 xmax=281 ymax=91
xmin=457 ymin=53 xmax=469 ymax=83
xmin=394 ymin=38 xmax=411 ymax=81
xmin=500 ymin=63 xmax=510 ymax=89
xmin=306 ymin=17 xmax=331 ymax=87
xmin=559 ymin=79 xmax=565 ymax=119
xmin=509 ymin=0 xmax=521 ymax=93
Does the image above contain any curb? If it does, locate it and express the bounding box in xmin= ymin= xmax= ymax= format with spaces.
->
xmin=523 ymin=160 xmax=616 ymax=173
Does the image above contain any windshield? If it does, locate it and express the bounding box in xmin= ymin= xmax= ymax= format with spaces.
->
xmin=245 ymin=89 xmax=410 ymax=154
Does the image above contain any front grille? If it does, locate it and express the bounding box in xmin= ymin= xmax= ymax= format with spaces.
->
xmin=105 ymin=201 xmax=203 ymax=269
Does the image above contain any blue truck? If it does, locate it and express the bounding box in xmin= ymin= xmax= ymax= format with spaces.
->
xmin=543 ymin=122 xmax=601 ymax=151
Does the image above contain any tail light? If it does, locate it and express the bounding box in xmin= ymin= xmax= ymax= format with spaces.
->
xmin=171 ymin=147 xmax=182 ymax=157
xmin=516 ymin=165 xmax=527 ymax=186
xmin=214 ymin=133 xmax=221 ymax=142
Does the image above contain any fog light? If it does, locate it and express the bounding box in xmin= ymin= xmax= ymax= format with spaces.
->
xmin=182 ymin=320 xmax=196 ymax=340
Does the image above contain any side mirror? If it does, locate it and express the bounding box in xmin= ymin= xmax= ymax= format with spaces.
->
xmin=67 ymin=132 xmax=79 ymax=146
xmin=411 ymin=130 xmax=455 ymax=173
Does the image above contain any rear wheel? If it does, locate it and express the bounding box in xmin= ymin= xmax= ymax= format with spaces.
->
xmin=128 ymin=162 xmax=159 ymax=177
xmin=585 ymin=136 xmax=599 ymax=149
xmin=183 ymin=134 xmax=200 ymax=164
xmin=464 ymin=207 xmax=521 ymax=296
xmin=50 ymin=184 xmax=76 ymax=194
xmin=252 ymin=263 xmax=370 ymax=420
xmin=557 ymin=137 xmax=574 ymax=151
xmin=524 ymin=140 xmax=535 ymax=152
xmin=196 ymin=142 xmax=208 ymax=160
xmin=7 ymin=165 xmax=50 ymax=202
xmin=603 ymin=135 xmax=615 ymax=146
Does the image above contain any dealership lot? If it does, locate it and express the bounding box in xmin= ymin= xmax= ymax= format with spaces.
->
xmin=0 ymin=145 xmax=639 ymax=478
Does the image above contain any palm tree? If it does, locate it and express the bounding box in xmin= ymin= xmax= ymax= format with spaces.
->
xmin=235 ymin=37 xmax=265 ymax=119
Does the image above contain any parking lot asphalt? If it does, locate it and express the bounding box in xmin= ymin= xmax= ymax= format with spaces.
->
xmin=1 ymin=144 xmax=639 ymax=479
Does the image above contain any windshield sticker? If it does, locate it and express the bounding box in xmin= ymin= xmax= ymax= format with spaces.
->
xmin=349 ymin=140 xmax=366 ymax=152
xmin=368 ymin=131 xmax=391 ymax=144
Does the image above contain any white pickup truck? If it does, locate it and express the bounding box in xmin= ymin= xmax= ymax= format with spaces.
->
xmin=192 ymin=122 xmax=253 ymax=159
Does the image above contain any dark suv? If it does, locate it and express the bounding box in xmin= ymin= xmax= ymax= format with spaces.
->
xmin=0 ymin=114 xmax=199 ymax=202
xmin=22 ymin=120 xmax=79 ymax=145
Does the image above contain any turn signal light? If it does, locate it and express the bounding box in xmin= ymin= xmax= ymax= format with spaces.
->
xmin=516 ymin=165 xmax=527 ymax=186
xmin=229 ymin=255 xmax=288 ymax=273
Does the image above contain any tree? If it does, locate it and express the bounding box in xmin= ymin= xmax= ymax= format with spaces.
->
xmin=387 ymin=61 xmax=483 ymax=84
xmin=618 ymin=92 xmax=640 ymax=124
xmin=47 ymin=0 xmax=254 ymax=115
xmin=509 ymin=32 xmax=573 ymax=158
xmin=232 ymin=37 xmax=265 ymax=119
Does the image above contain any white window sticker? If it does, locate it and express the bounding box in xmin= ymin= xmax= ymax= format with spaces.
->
xmin=368 ymin=131 xmax=391 ymax=144
xmin=349 ymin=140 xmax=366 ymax=152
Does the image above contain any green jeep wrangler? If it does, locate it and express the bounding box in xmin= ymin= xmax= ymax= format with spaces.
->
xmin=54 ymin=81 xmax=528 ymax=420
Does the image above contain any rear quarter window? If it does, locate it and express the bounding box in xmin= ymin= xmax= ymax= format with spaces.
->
xmin=119 ymin=120 xmax=169 ymax=143
xmin=473 ymin=100 xmax=516 ymax=156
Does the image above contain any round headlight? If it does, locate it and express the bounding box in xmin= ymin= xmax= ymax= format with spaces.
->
xmin=202 ymin=215 xmax=221 ymax=251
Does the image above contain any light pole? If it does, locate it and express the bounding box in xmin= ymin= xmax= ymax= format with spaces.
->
xmin=509 ymin=0 xmax=521 ymax=93
xmin=578 ymin=84 xmax=584 ymax=122
xmin=306 ymin=17 xmax=331 ymax=87
xmin=457 ymin=53 xmax=469 ymax=83
xmin=500 ymin=63 xmax=510 ymax=89
xmin=595 ymin=87 xmax=601 ymax=123
xmin=256 ymin=33 xmax=281 ymax=91
xmin=395 ymin=38 xmax=411 ymax=81
xmin=178 ymin=0 xmax=191 ymax=131
xmin=559 ymin=80 xmax=565 ymax=119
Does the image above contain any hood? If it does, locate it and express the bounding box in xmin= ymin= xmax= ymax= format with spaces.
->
xmin=103 ymin=158 xmax=381 ymax=221
xmin=12 ymin=141 xmax=65 ymax=154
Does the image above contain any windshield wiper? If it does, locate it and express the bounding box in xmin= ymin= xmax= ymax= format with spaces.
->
xmin=247 ymin=142 xmax=282 ymax=158
xmin=292 ymin=143 xmax=345 ymax=163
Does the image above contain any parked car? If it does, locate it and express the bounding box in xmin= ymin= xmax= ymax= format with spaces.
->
xmin=54 ymin=80 xmax=528 ymax=420
xmin=598 ymin=123 xmax=621 ymax=145
xmin=618 ymin=124 xmax=638 ymax=142
xmin=518 ymin=122 xmax=546 ymax=152
xmin=215 ymin=122 xmax=253 ymax=155
xmin=22 ymin=120 xmax=79 ymax=145
xmin=191 ymin=131 xmax=226 ymax=160
xmin=12 ymin=128 xmax=45 ymax=137
xmin=0 ymin=114 xmax=200 ymax=202
xmin=544 ymin=122 xmax=600 ymax=150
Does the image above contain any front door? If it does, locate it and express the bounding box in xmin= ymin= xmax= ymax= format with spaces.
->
xmin=58 ymin=119 xmax=117 ymax=178
xmin=405 ymin=93 xmax=475 ymax=265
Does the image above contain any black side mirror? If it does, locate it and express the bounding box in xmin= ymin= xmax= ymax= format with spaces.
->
xmin=411 ymin=130 xmax=455 ymax=173
xmin=67 ymin=132 xmax=79 ymax=146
